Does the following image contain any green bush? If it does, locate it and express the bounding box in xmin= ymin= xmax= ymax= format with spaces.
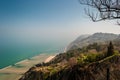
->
xmin=84 ymin=53 xmax=98 ymax=63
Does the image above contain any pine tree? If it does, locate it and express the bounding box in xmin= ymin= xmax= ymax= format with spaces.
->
xmin=107 ymin=41 xmax=114 ymax=56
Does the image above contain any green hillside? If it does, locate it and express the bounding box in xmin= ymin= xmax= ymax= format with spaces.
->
xmin=20 ymin=41 xmax=120 ymax=80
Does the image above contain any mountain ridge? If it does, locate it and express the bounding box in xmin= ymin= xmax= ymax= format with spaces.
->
xmin=67 ymin=32 xmax=119 ymax=51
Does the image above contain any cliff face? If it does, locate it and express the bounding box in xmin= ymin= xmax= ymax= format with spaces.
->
xmin=19 ymin=54 xmax=120 ymax=80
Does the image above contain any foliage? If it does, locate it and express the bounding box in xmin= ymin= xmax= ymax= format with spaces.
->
xmin=77 ymin=52 xmax=107 ymax=66
xmin=84 ymin=53 xmax=99 ymax=63
xmin=107 ymin=42 xmax=114 ymax=56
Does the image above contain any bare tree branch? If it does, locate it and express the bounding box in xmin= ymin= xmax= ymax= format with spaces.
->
xmin=79 ymin=0 xmax=120 ymax=23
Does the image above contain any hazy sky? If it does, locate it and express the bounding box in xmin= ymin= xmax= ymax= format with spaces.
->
xmin=0 ymin=0 xmax=120 ymax=45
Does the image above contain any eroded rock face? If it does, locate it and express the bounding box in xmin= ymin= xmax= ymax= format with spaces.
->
xmin=19 ymin=55 xmax=120 ymax=80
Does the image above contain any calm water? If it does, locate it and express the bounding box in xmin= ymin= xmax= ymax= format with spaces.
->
xmin=0 ymin=42 xmax=65 ymax=69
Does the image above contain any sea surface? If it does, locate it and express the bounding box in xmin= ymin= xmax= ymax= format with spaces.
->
xmin=0 ymin=42 xmax=66 ymax=69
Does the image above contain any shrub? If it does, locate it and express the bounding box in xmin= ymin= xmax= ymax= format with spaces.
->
xmin=84 ymin=53 xmax=98 ymax=63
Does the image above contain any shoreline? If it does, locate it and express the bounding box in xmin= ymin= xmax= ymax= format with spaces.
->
xmin=44 ymin=56 xmax=55 ymax=63
xmin=0 ymin=65 xmax=12 ymax=71
xmin=15 ymin=59 xmax=28 ymax=65
xmin=63 ymin=46 xmax=68 ymax=53
xmin=0 ymin=53 xmax=56 ymax=80
xmin=0 ymin=53 xmax=55 ymax=70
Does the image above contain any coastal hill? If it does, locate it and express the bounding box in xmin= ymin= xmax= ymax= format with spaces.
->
xmin=19 ymin=33 xmax=120 ymax=80
xmin=67 ymin=33 xmax=118 ymax=51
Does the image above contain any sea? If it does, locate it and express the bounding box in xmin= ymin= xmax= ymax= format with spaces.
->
xmin=0 ymin=41 xmax=66 ymax=69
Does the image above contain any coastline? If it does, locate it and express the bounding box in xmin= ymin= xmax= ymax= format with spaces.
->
xmin=0 ymin=53 xmax=56 ymax=80
xmin=44 ymin=56 xmax=55 ymax=63
xmin=15 ymin=59 xmax=28 ymax=65
xmin=63 ymin=46 xmax=67 ymax=53
xmin=0 ymin=65 xmax=12 ymax=71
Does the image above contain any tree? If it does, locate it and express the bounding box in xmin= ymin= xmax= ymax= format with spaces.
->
xmin=79 ymin=0 xmax=120 ymax=24
xmin=107 ymin=41 xmax=114 ymax=56
xmin=107 ymin=68 xmax=110 ymax=80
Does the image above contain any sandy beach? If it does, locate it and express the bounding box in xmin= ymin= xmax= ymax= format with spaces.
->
xmin=44 ymin=56 xmax=55 ymax=63
xmin=0 ymin=53 xmax=56 ymax=80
